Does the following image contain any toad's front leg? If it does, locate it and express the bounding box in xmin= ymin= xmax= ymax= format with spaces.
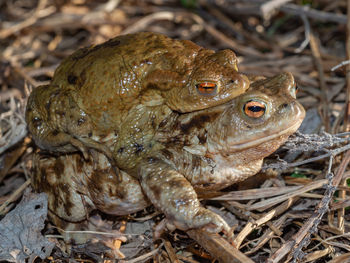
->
xmin=139 ymin=159 xmax=231 ymax=236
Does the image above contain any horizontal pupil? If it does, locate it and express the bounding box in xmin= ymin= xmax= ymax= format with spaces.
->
xmin=201 ymin=86 xmax=214 ymax=89
xmin=248 ymin=106 xmax=264 ymax=112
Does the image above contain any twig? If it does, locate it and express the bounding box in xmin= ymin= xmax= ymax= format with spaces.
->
xmin=328 ymin=253 xmax=350 ymax=263
xmin=202 ymin=23 xmax=269 ymax=58
xmin=280 ymin=3 xmax=347 ymax=24
xmin=122 ymin=10 xmax=269 ymax=58
xmin=13 ymin=66 xmax=41 ymax=87
xmin=0 ymin=99 xmax=28 ymax=155
xmin=163 ymin=238 xmax=181 ymax=263
xmin=247 ymin=179 xmax=327 ymax=211
xmin=309 ymin=28 xmax=330 ymax=131
xmin=0 ymin=0 xmax=56 ymax=39
xmin=331 ymin=60 xmax=350 ymax=71
xmin=211 ymin=185 xmax=301 ymax=201
xmin=0 ymin=137 xmax=30 ymax=183
xmin=0 ymin=179 xmax=31 ymax=215
xmin=269 ymin=148 xmax=350 ymax=262
xmin=186 ymin=230 xmax=254 ymax=263
xmin=327 ymin=0 xmax=350 ymax=239
xmin=119 ymin=244 xmax=163 ymax=263
xmin=113 ymin=220 xmax=127 ymax=259
xmin=212 ymin=1 xmax=347 ymax=24
xmin=265 ymin=134 xmax=350 ymax=170
xmin=122 ymin=11 xmax=177 ymax=34
xmin=295 ymin=14 xmax=310 ymax=53
xmin=289 ymin=155 xmax=336 ymax=263
xmin=231 ymin=197 xmax=297 ymax=248
xmin=202 ymin=4 xmax=275 ymax=50
xmin=246 ymin=197 xmax=300 ymax=255
xmin=260 ymin=0 xmax=293 ymax=20
xmin=345 ymin=0 xmax=350 ymax=130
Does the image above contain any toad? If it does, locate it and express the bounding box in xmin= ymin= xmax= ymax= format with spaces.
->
xmin=31 ymin=72 xmax=305 ymax=242
xmin=25 ymin=32 xmax=250 ymax=167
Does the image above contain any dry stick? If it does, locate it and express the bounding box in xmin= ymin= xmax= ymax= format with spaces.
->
xmin=203 ymin=3 xmax=274 ymax=51
xmin=203 ymin=23 xmax=268 ymax=59
xmin=13 ymin=66 xmax=41 ymax=87
xmin=260 ymin=0 xmax=293 ymax=20
xmin=119 ymin=245 xmax=162 ymax=263
xmin=328 ymin=0 xmax=350 ymax=236
xmin=345 ymin=0 xmax=350 ymax=131
xmin=248 ymin=179 xmax=327 ymax=211
xmin=0 ymin=0 xmax=55 ymax=39
xmin=303 ymin=247 xmax=333 ymax=262
xmin=295 ymin=14 xmax=310 ymax=53
xmin=269 ymin=150 xmax=350 ymax=263
xmin=280 ymin=3 xmax=347 ymax=24
xmin=330 ymin=195 xmax=350 ymax=211
xmin=186 ymin=230 xmax=254 ymax=263
xmin=232 ymin=197 xmax=296 ymax=248
xmin=332 ymin=60 xmax=350 ymax=71
xmin=335 ymin=177 xmax=346 ymax=232
xmin=265 ymin=138 xmax=350 ymax=170
xmin=113 ymin=220 xmax=127 ymax=259
xmin=122 ymin=10 xmax=267 ymax=59
xmin=163 ymin=238 xmax=181 ymax=263
xmin=328 ymin=252 xmax=350 ymax=263
xmin=121 ymin=11 xmax=176 ymax=34
xmin=309 ymin=29 xmax=330 ymax=132
xmin=211 ymin=185 xmax=301 ymax=201
xmin=0 ymin=179 xmax=31 ymax=215
xmin=0 ymin=137 xmax=30 ymax=183
xmin=245 ymin=214 xmax=288 ymax=255
xmin=213 ymin=1 xmax=347 ymax=24
xmin=177 ymin=255 xmax=202 ymax=263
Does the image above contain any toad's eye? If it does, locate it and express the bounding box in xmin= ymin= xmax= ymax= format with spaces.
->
xmin=196 ymin=82 xmax=217 ymax=96
xmin=243 ymin=100 xmax=266 ymax=118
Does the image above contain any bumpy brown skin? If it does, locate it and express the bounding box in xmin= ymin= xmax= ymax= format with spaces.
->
xmin=25 ymin=32 xmax=249 ymax=159
xmin=32 ymin=72 xmax=305 ymax=243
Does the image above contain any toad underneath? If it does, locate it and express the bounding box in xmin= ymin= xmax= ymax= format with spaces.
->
xmin=26 ymin=32 xmax=305 ymax=242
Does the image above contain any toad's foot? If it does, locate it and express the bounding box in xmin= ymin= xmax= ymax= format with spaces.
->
xmin=154 ymin=209 xmax=232 ymax=240
xmin=184 ymin=207 xmax=232 ymax=237
xmin=139 ymin=159 xmax=232 ymax=237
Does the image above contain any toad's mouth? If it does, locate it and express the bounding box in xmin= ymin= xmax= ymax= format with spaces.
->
xmin=226 ymin=118 xmax=304 ymax=152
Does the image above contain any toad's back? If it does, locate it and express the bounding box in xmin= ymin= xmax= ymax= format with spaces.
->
xmin=51 ymin=32 xmax=204 ymax=120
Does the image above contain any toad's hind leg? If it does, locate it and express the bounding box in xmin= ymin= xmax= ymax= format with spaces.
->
xmin=32 ymin=152 xmax=95 ymax=243
xmin=139 ymin=159 xmax=231 ymax=236
xmin=32 ymin=152 xmax=148 ymax=243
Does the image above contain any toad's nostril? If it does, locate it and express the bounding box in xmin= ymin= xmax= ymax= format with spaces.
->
xmin=279 ymin=103 xmax=289 ymax=112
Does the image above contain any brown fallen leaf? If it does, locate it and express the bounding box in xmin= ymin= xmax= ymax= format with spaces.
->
xmin=0 ymin=189 xmax=54 ymax=262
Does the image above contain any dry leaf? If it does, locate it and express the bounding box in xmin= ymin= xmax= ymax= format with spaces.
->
xmin=0 ymin=190 xmax=54 ymax=262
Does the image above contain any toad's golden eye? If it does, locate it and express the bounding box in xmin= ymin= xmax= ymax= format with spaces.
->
xmin=196 ymin=82 xmax=217 ymax=96
xmin=243 ymin=100 xmax=266 ymax=118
